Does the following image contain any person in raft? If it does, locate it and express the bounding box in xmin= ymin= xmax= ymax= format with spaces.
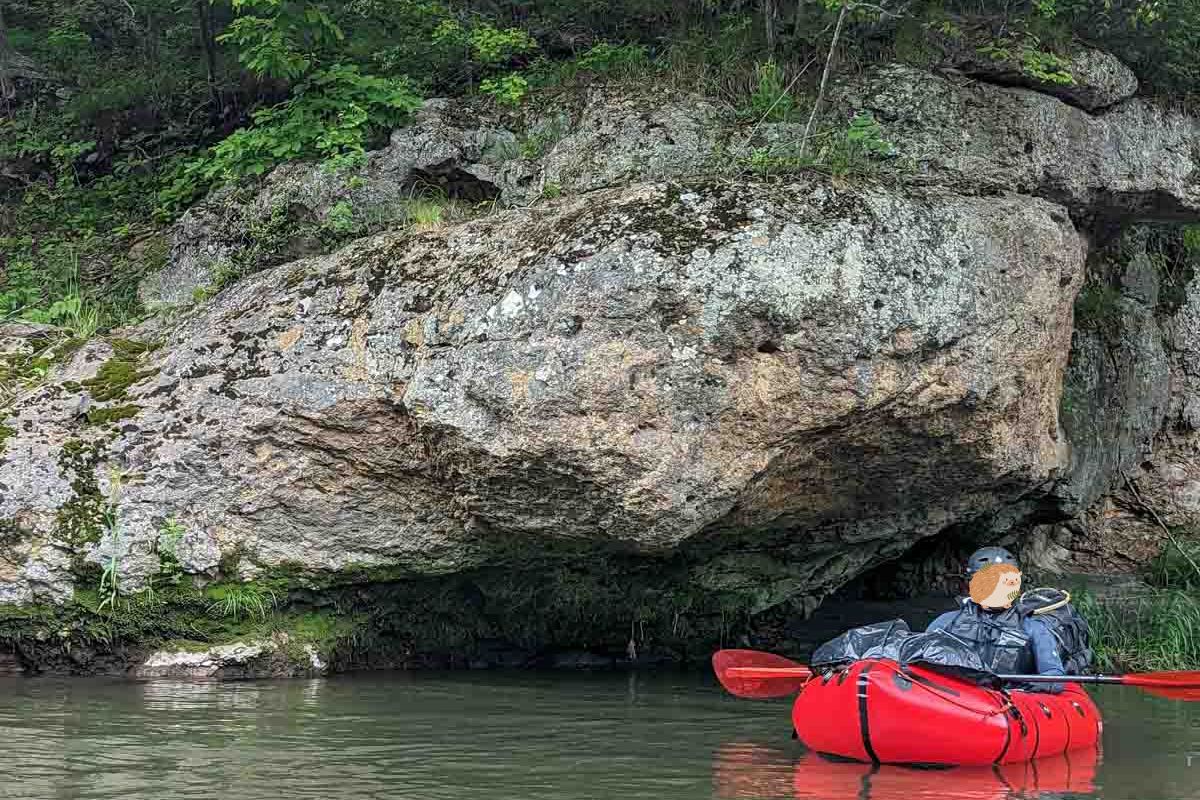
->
xmin=926 ymin=547 xmax=1070 ymax=693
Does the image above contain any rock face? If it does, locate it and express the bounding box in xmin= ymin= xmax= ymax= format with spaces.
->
xmin=933 ymin=35 xmax=1138 ymax=112
xmin=140 ymin=89 xmax=728 ymax=307
xmin=834 ymin=64 xmax=1200 ymax=221
xmin=1057 ymin=228 xmax=1172 ymax=514
xmin=1 ymin=178 xmax=1082 ymax=609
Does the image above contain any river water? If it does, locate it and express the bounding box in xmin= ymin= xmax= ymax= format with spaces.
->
xmin=2 ymin=671 xmax=1198 ymax=800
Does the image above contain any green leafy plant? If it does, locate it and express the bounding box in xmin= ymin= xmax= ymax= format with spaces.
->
xmin=1020 ymin=46 xmax=1075 ymax=85
xmin=479 ymin=73 xmax=529 ymax=107
xmin=219 ymin=0 xmax=345 ymax=81
xmin=176 ymin=64 xmax=421 ymax=187
xmin=747 ymin=112 xmax=895 ymax=178
xmin=325 ymin=200 xmax=358 ymax=235
xmin=433 ymin=19 xmax=537 ymax=67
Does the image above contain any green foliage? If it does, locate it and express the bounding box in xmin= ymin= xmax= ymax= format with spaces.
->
xmin=1075 ymin=587 xmax=1200 ymax=671
xmin=479 ymin=73 xmax=529 ymax=107
xmin=541 ymin=182 xmax=562 ymax=199
xmin=745 ymin=112 xmax=896 ymax=178
xmin=976 ymin=34 xmax=1076 ymax=85
xmin=576 ymin=42 xmax=649 ymax=74
xmin=740 ymin=61 xmax=797 ymax=122
xmin=1020 ymin=46 xmax=1074 ymax=85
xmin=156 ymin=519 xmax=187 ymax=587
xmin=405 ymin=198 xmax=445 ymax=230
xmin=168 ymin=64 xmax=421 ymax=191
xmin=1184 ymin=226 xmax=1200 ymax=256
xmin=220 ymin=0 xmax=345 ymax=80
xmin=432 ymin=19 xmax=537 ymax=66
xmin=96 ymin=468 xmax=125 ymax=614
xmin=1148 ymin=534 xmax=1200 ymax=591
xmin=325 ymin=200 xmax=357 ymax=235
xmin=205 ymin=583 xmax=280 ymax=620
xmin=1073 ymin=281 xmax=1123 ymax=335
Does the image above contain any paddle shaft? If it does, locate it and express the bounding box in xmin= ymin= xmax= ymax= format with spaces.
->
xmin=996 ymin=673 xmax=1125 ymax=685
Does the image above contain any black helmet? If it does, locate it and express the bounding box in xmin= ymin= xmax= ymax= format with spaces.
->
xmin=965 ymin=546 xmax=1019 ymax=576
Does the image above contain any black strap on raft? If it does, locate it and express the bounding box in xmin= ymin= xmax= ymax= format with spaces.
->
xmin=856 ymin=662 xmax=880 ymax=764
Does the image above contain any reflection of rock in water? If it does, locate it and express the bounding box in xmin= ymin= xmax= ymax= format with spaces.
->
xmin=712 ymin=741 xmax=1100 ymax=800
xmin=139 ymin=678 xmax=267 ymax=716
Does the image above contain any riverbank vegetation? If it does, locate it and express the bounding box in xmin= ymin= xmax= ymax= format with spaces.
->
xmin=1074 ymin=538 xmax=1200 ymax=672
xmin=2 ymin=0 xmax=1199 ymax=332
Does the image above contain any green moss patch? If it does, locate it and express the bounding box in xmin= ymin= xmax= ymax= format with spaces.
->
xmin=85 ymin=404 xmax=140 ymax=427
xmin=53 ymin=438 xmax=109 ymax=550
xmin=82 ymin=345 xmax=158 ymax=402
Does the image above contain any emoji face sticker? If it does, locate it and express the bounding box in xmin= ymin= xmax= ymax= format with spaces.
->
xmin=969 ymin=563 xmax=1022 ymax=609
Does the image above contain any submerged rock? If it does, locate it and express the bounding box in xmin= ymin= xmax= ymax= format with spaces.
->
xmin=135 ymin=635 xmax=327 ymax=679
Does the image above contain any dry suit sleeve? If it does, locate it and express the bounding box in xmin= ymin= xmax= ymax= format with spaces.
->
xmin=1023 ymin=617 xmax=1066 ymax=693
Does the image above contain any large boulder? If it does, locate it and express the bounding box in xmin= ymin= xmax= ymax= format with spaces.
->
xmin=1 ymin=177 xmax=1083 ymax=607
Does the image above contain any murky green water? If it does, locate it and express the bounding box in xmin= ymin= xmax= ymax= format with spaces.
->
xmin=2 ymin=672 xmax=1198 ymax=800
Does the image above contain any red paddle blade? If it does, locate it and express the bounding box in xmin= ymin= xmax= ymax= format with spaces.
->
xmin=712 ymin=649 xmax=812 ymax=699
xmin=1120 ymin=670 xmax=1200 ymax=687
xmin=1111 ymin=671 xmax=1200 ymax=701
xmin=1138 ymin=685 xmax=1200 ymax=701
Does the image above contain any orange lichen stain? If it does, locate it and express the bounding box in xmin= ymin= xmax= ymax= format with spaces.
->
xmin=278 ymin=325 xmax=305 ymax=351
xmin=344 ymin=316 xmax=371 ymax=382
xmin=509 ymin=370 xmax=532 ymax=402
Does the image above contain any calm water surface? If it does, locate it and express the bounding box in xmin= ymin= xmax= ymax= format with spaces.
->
xmin=2 ymin=671 xmax=1198 ymax=799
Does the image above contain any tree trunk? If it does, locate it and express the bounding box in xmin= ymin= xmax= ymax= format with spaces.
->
xmin=764 ymin=0 xmax=778 ymax=53
xmin=195 ymin=0 xmax=220 ymax=109
xmin=0 ymin=1 xmax=14 ymax=101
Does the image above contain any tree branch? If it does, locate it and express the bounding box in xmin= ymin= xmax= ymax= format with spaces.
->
xmin=798 ymin=0 xmax=849 ymax=161
xmin=1123 ymin=472 xmax=1200 ymax=583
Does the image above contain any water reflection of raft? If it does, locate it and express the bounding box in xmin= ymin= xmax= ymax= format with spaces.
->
xmin=713 ymin=740 xmax=1100 ymax=800
xmin=791 ymin=658 xmax=1102 ymax=767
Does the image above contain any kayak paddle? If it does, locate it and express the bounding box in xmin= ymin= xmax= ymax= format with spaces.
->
xmin=714 ymin=649 xmax=1200 ymax=701
xmin=996 ymin=671 xmax=1200 ymax=701
xmin=712 ymin=649 xmax=811 ymax=698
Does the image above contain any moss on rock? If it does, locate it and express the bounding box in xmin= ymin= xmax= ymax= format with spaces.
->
xmin=85 ymin=404 xmax=140 ymax=427
xmin=81 ymin=346 xmax=157 ymax=403
xmin=53 ymin=438 xmax=109 ymax=550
